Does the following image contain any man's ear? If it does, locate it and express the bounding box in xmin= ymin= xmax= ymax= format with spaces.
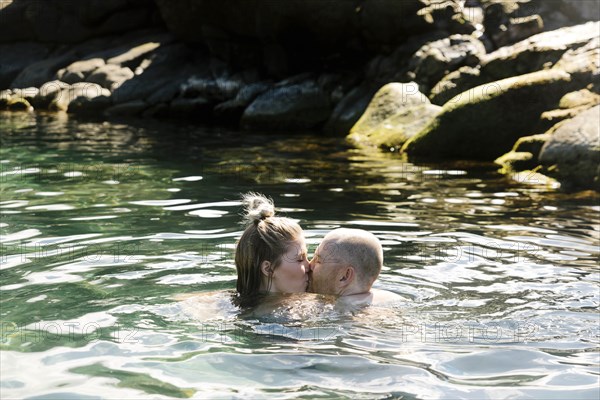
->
xmin=260 ymin=261 xmax=272 ymax=277
xmin=338 ymin=266 xmax=355 ymax=287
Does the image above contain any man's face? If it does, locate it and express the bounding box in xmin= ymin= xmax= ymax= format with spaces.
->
xmin=308 ymin=239 xmax=345 ymax=295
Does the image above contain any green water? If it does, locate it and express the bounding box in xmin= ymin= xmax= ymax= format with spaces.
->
xmin=1 ymin=112 xmax=599 ymax=399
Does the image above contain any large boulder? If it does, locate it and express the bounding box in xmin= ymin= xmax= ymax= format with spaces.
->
xmin=348 ymin=82 xmax=441 ymax=148
xmin=86 ymin=64 xmax=134 ymax=89
xmin=481 ymin=21 xmax=600 ymax=81
xmin=56 ymin=58 xmax=105 ymax=84
xmin=402 ymin=69 xmax=581 ymax=160
xmin=429 ymin=21 xmax=600 ymax=102
xmin=429 ymin=66 xmax=487 ymax=105
xmin=48 ymin=82 xmax=110 ymax=112
xmin=323 ymin=83 xmax=382 ymax=136
xmin=111 ymin=44 xmax=191 ymax=104
xmin=0 ymin=42 xmax=50 ymax=89
xmin=0 ymin=0 xmax=161 ymax=43
xmin=407 ymin=34 xmax=486 ymax=92
xmin=153 ymin=0 xmax=450 ymax=73
xmin=241 ymin=80 xmax=331 ymax=131
xmin=539 ymin=105 xmax=600 ymax=190
xmin=10 ymin=51 xmax=79 ymax=89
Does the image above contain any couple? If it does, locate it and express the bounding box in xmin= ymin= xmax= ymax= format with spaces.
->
xmin=235 ymin=193 xmax=398 ymax=308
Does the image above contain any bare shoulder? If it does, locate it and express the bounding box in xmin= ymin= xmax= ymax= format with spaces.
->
xmin=173 ymin=290 xmax=237 ymax=321
xmin=370 ymin=288 xmax=406 ymax=305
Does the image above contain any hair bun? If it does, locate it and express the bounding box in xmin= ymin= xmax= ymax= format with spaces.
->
xmin=241 ymin=192 xmax=275 ymax=225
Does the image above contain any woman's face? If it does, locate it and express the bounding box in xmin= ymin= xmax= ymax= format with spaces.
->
xmin=271 ymin=236 xmax=309 ymax=293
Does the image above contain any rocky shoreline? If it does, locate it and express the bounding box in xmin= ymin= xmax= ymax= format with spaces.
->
xmin=1 ymin=0 xmax=598 ymax=191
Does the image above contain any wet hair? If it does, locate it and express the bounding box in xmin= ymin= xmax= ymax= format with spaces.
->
xmin=234 ymin=193 xmax=303 ymax=303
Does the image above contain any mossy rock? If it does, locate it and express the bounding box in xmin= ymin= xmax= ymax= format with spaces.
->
xmin=6 ymin=98 xmax=33 ymax=111
xmin=402 ymin=69 xmax=580 ymax=160
xmin=348 ymin=103 xmax=441 ymax=149
xmin=348 ymin=82 xmax=439 ymax=148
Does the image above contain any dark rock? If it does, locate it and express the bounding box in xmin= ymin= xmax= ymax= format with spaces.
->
xmin=324 ymin=83 xmax=381 ymax=135
xmin=68 ymin=95 xmax=112 ymax=115
xmin=241 ymin=81 xmax=332 ymax=131
xmin=348 ymin=82 xmax=440 ymax=148
xmin=0 ymin=0 xmax=162 ymax=44
xmin=86 ymin=64 xmax=134 ymax=89
xmin=104 ymin=99 xmax=148 ymax=117
xmin=539 ymin=105 xmax=600 ymax=190
xmin=482 ymin=21 xmax=600 ymax=81
xmin=429 ymin=66 xmax=487 ymax=105
xmin=56 ymin=58 xmax=105 ymax=84
xmin=112 ymin=44 xmax=191 ymax=104
xmin=10 ymin=51 xmax=78 ymax=89
xmin=11 ymin=87 xmax=39 ymax=103
xmin=0 ymin=42 xmax=50 ymax=89
xmin=31 ymin=80 xmax=70 ymax=109
xmin=407 ymin=34 xmax=486 ymax=92
xmin=168 ymin=97 xmax=212 ymax=119
xmin=402 ymin=69 xmax=581 ymax=160
xmin=495 ymin=133 xmax=551 ymax=171
xmin=213 ymin=82 xmax=271 ymax=123
xmin=6 ymin=97 xmax=33 ymax=111
xmin=154 ymin=0 xmax=452 ymax=73
xmin=49 ymin=82 xmax=109 ymax=112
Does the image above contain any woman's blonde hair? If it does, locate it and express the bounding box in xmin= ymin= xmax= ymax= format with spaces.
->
xmin=235 ymin=193 xmax=302 ymax=302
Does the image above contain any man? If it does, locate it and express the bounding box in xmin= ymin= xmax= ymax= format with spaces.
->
xmin=308 ymin=228 xmax=402 ymax=307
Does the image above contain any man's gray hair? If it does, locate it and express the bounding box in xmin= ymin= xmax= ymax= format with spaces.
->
xmin=322 ymin=228 xmax=383 ymax=289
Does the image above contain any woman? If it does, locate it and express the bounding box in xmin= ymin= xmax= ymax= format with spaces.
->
xmin=235 ymin=193 xmax=310 ymax=306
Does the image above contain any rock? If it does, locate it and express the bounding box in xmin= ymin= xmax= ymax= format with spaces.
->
xmin=349 ymin=103 xmax=442 ymax=149
xmin=68 ymin=95 xmax=112 ymax=115
xmin=429 ymin=66 xmax=487 ymax=105
xmin=10 ymin=51 xmax=78 ymax=89
xmin=86 ymin=64 xmax=134 ymax=90
xmin=168 ymin=97 xmax=212 ymax=119
xmin=350 ymin=82 xmax=429 ymax=139
xmin=6 ymin=97 xmax=33 ymax=111
xmin=495 ymin=133 xmax=551 ymax=171
xmin=49 ymin=82 xmax=108 ymax=112
xmin=154 ymin=0 xmax=448 ymax=74
xmin=552 ymin=36 xmax=600 ymax=84
xmin=536 ymin=88 xmax=600 ymax=132
xmin=560 ymin=88 xmax=600 ymax=109
xmin=31 ymin=80 xmax=70 ymax=109
xmin=112 ymin=44 xmax=191 ymax=104
xmin=482 ymin=21 xmax=600 ymax=81
xmin=0 ymin=90 xmax=11 ymax=108
xmin=104 ymin=100 xmax=148 ymax=117
xmin=0 ymin=42 xmax=50 ymax=89
xmin=539 ymin=105 xmax=600 ymax=190
xmin=213 ymin=82 xmax=271 ymax=123
xmin=56 ymin=58 xmax=105 ymax=84
xmin=106 ymin=41 xmax=163 ymax=68
xmin=11 ymin=87 xmax=39 ymax=103
xmin=0 ymin=0 xmax=161 ymax=43
xmin=241 ymin=81 xmax=332 ymax=130
xmin=323 ymin=83 xmax=381 ymax=135
xmin=407 ymin=34 xmax=486 ymax=92
xmin=529 ymin=0 xmax=600 ymax=32
xmin=402 ymin=69 xmax=581 ymax=160
xmin=495 ymin=151 xmax=537 ymax=172
xmin=181 ymin=75 xmax=243 ymax=102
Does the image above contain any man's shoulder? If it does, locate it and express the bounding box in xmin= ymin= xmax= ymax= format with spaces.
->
xmin=370 ymin=288 xmax=406 ymax=305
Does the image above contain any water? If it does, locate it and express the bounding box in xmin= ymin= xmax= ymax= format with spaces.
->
xmin=1 ymin=112 xmax=598 ymax=399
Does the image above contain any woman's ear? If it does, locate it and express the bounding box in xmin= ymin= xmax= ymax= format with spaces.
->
xmin=260 ymin=261 xmax=272 ymax=277
xmin=339 ymin=266 xmax=355 ymax=287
